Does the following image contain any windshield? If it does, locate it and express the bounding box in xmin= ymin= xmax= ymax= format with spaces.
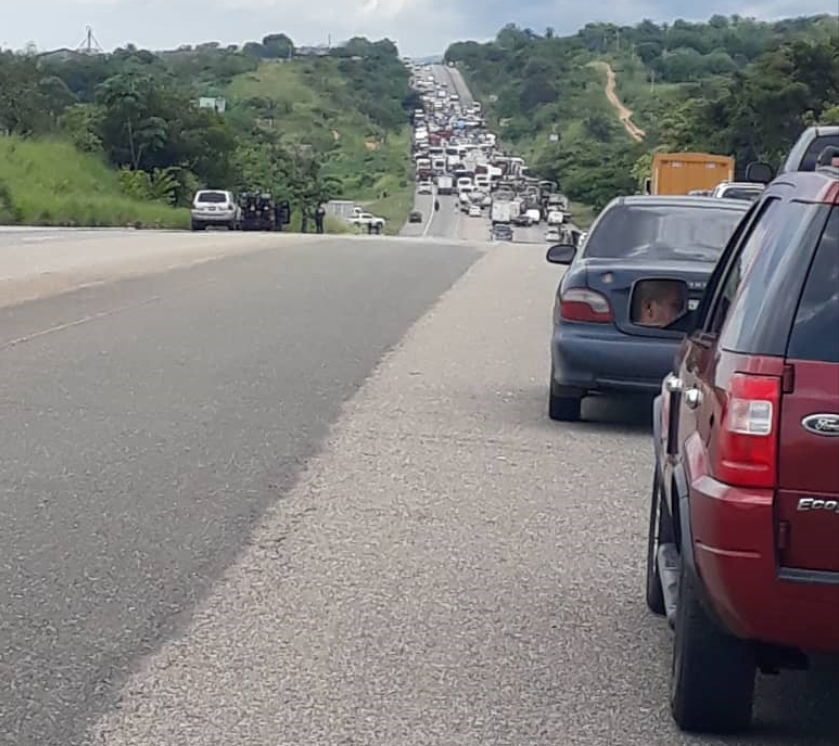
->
xmin=195 ymin=191 xmax=228 ymax=204
xmin=583 ymin=204 xmax=745 ymax=261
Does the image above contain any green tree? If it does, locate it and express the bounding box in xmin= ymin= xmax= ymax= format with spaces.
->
xmin=96 ymin=72 xmax=168 ymax=170
xmin=262 ymin=33 xmax=295 ymax=59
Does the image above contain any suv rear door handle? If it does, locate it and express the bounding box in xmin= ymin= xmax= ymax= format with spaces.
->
xmin=684 ymin=387 xmax=703 ymax=409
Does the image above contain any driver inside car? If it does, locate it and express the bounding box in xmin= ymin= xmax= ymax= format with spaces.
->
xmin=633 ymin=280 xmax=684 ymax=328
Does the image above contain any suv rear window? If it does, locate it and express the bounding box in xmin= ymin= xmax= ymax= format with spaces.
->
xmin=196 ymin=192 xmax=228 ymax=204
xmin=584 ymin=204 xmax=745 ymax=262
xmin=800 ymin=134 xmax=839 ymax=171
xmin=718 ymin=200 xmax=826 ymax=355
xmin=787 ymin=208 xmax=839 ymax=363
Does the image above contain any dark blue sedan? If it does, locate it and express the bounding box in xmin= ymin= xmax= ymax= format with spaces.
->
xmin=545 ymin=195 xmax=750 ymax=421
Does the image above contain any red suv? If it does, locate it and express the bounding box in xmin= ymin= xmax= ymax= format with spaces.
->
xmin=646 ymin=159 xmax=839 ymax=733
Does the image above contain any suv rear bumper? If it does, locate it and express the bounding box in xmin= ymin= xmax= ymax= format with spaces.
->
xmin=689 ymin=468 xmax=839 ymax=653
xmin=192 ymin=211 xmax=237 ymax=225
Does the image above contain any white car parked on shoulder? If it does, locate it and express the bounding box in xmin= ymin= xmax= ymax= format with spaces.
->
xmin=190 ymin=190 xmax=241 ymax=231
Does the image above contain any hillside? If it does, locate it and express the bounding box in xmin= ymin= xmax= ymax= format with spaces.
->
xmin=224 ymin=57 xmax=414 ymax=232
xmin=446 ymin=14 xmax=839 ymax=209
xmin=0 ymin=36 xmax=415 ymax=231
xmin=0 ymin=138 xmax=188 ymax=228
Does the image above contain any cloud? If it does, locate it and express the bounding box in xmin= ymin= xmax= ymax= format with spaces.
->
xmin=1 ymin=0 xmax=836 ymax=56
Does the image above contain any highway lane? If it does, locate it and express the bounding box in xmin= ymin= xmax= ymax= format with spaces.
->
xmin=70 ymin=238 xmax=835 ymax=746
xmin=1 ymin=229 xmax=835 ymax=745
xmin=0 ymin=236 xmax=481 ymax=746
xmin=430 ymin=63 xmax=474 ymax=108
xmin=447 ymin=66 xmax=475 ymax=107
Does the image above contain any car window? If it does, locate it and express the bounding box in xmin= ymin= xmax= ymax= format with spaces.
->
xmin=582 ymin=204 xmax=745 ymax=262
xmin=800 ymin=134 xmax=839 ymax=171
xmin=717 ymin=199 xmax=826 ymax=353
xmin=706 ymin=198 xmax=780 ymax=335
xmin=720 ymin=187 xmax=763 ymax=201
xmin=196 ymin=191 xmax=228 ymax=203
xmin=787 ymin=208 xmax=839 ymax=363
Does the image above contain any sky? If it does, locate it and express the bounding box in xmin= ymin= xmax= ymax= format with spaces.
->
xmin=1 ymin=0 xmax=836 ymax=57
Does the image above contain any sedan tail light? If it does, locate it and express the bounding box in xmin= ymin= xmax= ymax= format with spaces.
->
xmin=559 ymin=288 xmax=613 ymax=324
xmin=714 ymin=373 xmax=780 ymax=489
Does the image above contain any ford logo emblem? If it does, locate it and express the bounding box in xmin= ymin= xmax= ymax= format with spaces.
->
xmin=802 ymin=414 xmax=839 ymax=437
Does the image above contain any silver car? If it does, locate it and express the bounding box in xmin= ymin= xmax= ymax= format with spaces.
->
xmin=191 ymin=190 xmax=241 ymax=231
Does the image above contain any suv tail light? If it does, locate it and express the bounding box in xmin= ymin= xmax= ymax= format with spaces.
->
xmin=559 ymin=288 xmax=613 ymax=324
xmin=714 ymin=373 xmax=780 ymax=489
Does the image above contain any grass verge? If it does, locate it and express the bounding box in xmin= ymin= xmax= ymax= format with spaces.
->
xmin=0 ymin=137 xmax=189 ymax=229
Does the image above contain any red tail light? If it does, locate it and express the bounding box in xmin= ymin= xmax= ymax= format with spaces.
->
xmin=823 ymin=179 xmax=839 ymax=205
xmin=714 ymin=373 xmax=780 ymax=489
xmin=559 ymin=288 xmax=613 ymax=324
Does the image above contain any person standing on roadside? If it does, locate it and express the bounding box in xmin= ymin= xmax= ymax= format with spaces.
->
xmin=315 ymin=204 xmax=326 ymax=234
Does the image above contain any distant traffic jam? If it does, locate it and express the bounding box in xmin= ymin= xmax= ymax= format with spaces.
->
xmin=413 ymin=58 xmax=839 ymax=738
xmin=408 ymin=62 xmax=582 ymax=244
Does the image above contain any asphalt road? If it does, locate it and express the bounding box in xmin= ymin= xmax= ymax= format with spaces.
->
xmin=431 ymin=63 xmax=474 ymax=107
xmin=400 ymin=188 xmax=552 ymax=245
xmin=1 ymin=230 xmax=836 ymax=746
xmin=2 ymin=63 xmax=835 ymax=746
xmin=0 ymin=236 xmax=481 ymax=746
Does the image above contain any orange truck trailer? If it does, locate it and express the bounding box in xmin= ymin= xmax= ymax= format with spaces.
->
xmin=647 ymin=152 xmax=735 ymax=196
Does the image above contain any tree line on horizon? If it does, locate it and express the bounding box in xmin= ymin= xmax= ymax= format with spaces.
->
xmin=445 ymin=13 xmax=838 ymax=209
xmin=0 ymin=33 xmax=413 ymax=213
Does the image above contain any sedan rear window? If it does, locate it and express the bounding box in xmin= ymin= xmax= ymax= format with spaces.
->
xmin=195 ymin=192 xmax=228 ymax=204
xmin=719 ymin=187 xmax=763 ymax=202
xmin=584 ymin=204 xmax=746 ymax=262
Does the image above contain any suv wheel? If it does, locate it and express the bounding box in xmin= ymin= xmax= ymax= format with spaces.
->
xmin=645 ymin=469 xmax=668 ymax=615
xmin=670 ymin=555 xmax=756 ymax=733
xmin=548 ymin=381 xmax=582 ymax=422
xmin=191 ymin=221 xmax=204 ymax=232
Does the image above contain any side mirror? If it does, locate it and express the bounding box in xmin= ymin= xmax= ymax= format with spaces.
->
xmin=745 ymin=162 xmax=774 ymax=184
xmin=546 ymin=244 xmax=577 ymax=265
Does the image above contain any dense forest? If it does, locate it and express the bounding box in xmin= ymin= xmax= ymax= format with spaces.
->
xmin=0 ymin=35 xmax=416 ymax=222
xmin=446 ymin=14 xmax=839 ymax=210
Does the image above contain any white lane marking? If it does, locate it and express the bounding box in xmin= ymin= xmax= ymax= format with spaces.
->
xmin=422 ymin=187 xmax=438 ymax=238
xmin=0 ymin=295 xmax=163 ymax=350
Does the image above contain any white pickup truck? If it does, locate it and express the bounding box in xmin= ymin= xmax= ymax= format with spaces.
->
xmin=349 ymin=212 xmax=386 ymax=231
